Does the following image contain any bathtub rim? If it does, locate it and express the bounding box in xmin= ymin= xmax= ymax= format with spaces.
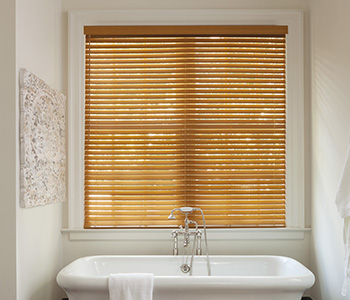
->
xmin=57 ymin=254 xmax=315 ymax=293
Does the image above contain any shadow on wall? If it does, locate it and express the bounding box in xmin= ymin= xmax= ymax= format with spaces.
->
xmin=310 ymin=47 xmax=350 ymax=300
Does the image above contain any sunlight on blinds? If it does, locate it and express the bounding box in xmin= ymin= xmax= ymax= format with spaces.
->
xmin=84 ymin=26 xmax=287 ymax=228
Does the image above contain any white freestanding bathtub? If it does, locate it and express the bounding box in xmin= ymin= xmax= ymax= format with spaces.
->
xmin=57 ymin=255 xmax=315 ymax=300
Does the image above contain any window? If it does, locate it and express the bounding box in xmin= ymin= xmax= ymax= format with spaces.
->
xmin=84 ymin=25 xmax=288 ymax=229
xmin=68 ymin=10 xmax=304 ymax=233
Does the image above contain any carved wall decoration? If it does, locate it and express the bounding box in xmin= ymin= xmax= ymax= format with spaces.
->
xmin=19 ymin=68 xmax=66 ymax=208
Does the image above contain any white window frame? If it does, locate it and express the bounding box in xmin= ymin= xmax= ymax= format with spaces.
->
xmin=66 ymin=9 xmax=307 ymax=240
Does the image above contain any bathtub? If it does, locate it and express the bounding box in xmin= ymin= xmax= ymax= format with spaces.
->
xmin=57 ymin=255 xmax=315 ymax=300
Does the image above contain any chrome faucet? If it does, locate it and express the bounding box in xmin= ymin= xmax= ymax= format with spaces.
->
xmin=168 ymin=207 xmax=203 ymax=256
xmin=168 ymin=207 xmax=211 ymax=276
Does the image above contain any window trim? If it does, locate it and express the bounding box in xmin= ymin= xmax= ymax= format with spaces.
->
xmin=67 ymin=9 xmax=304 ymax=233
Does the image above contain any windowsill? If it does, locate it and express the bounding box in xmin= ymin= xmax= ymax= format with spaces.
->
xmin=61 ymin=228 xmax=311 ymax=241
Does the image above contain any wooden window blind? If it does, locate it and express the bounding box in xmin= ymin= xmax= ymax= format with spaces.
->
xmin=84 ymin=25 xmax=288 ymax=229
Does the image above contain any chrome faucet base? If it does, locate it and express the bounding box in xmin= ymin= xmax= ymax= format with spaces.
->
xmin=171 ymin=227 xmax=202 ymax=256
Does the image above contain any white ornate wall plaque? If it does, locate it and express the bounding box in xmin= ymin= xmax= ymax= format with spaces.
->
xmin=19 ymin=68 xmax=66 ymax=208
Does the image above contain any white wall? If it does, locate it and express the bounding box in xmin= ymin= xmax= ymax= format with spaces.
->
xmin=310 ymin=0 xmax=350 ymax=299
xmin=16 ymin=0 xmax=64 ymax=299
xmin=61 ymin=0 xmax=313 ymax=297
xmin=0 ymin=0 xmax=17 ymax=298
